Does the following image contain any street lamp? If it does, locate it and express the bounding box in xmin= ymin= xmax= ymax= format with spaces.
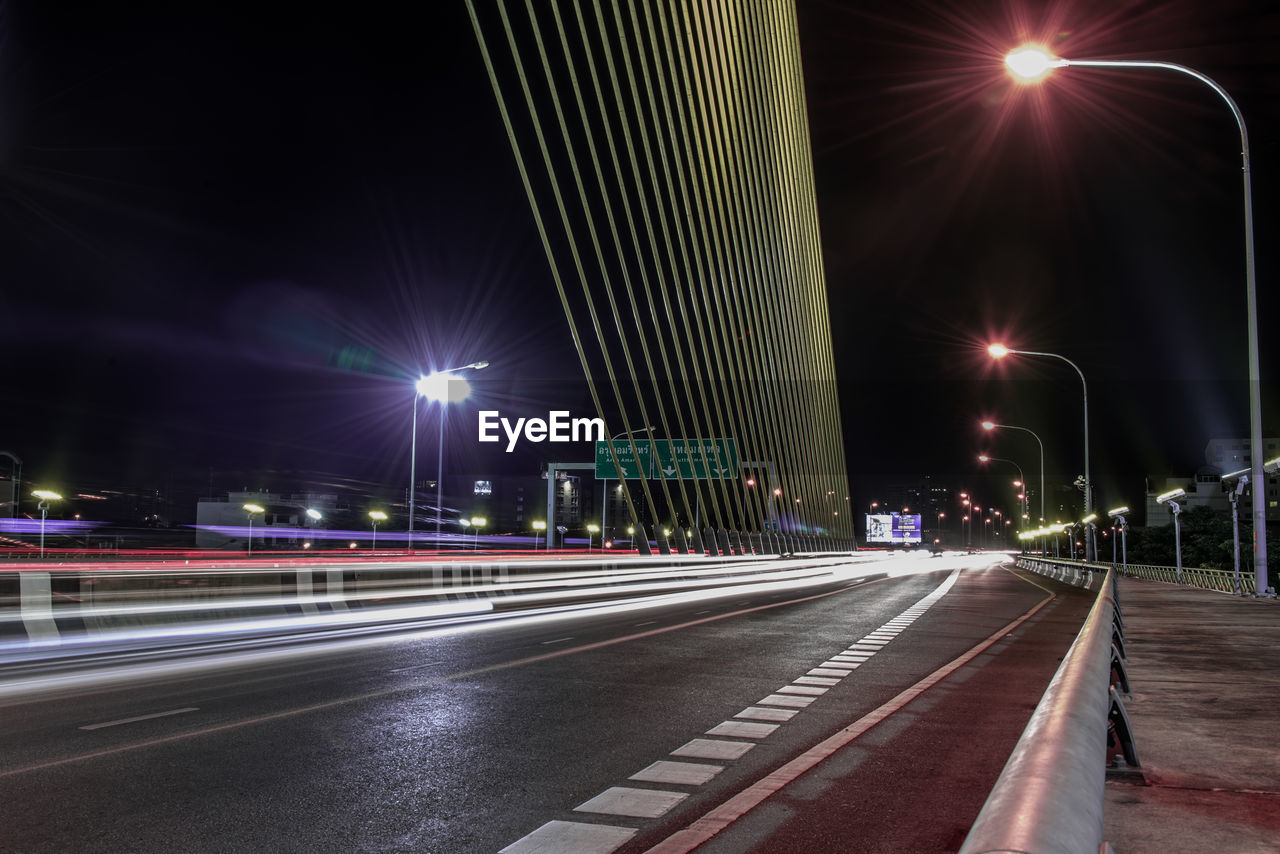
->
xmin=411 ymin=360 xmax=489 ymax=551
xmin=981 ymin=420 xmax=1045 ymax=523
xmin=1003 ymin=46 xmax=1268 ymax=595
xmin=587 ymin=522 xmax=600 ymax=552
xmin=471 ymin=516 xmax=486 ymax=550
xmin=243 ymin=503 xmax=265 ymax=557
xmin=1108 ymin=506 xmax=1130 ymax=571
xmin=977 ymin=454 xmax=1027 ymax=527
xmin=1156 ymin=489 xmax=1186 ymax=582
xmin=369 ymin=510 xmax=388 ymax=551
xmin=532 ymin=520 xmax=546 ymax=551
xmin=32 ymin=490 xmax=61 ymax=558
xmin=988 ymin=344 xmax=1094 ymax=560
xmin=602 ymin=425 xmax=654 ymax=545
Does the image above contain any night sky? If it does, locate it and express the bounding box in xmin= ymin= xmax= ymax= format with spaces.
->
xmin=2 ymin=0 xmax=1277 ymax=522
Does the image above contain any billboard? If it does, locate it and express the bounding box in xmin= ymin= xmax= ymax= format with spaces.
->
xmin=865 ymin=513 xmax=922 ymax=545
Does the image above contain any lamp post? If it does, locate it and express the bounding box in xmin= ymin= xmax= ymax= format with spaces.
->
xmin=1003 ymin=47 xmax=1268 ymax=595
xmin=1108 ymin=506 xmax=1129 ymax=571
xmin=587 ymin=522 xmax=599 ymax=553
xmin=369 ymin=510 xmax=387 ymax=551
xmin=988 ymin=344 xmax=1094 ymax=561
xmin=32 ymin=490 xmax=61 ymax=558
xmin=978 ymin=454 xmax=1027 ymax=529
xmin=412 ymin=361 xmax=488 ymax=552
xmin=243 ymin=503 xmax=264 ymax=557
xmin=981 ymin=420 xmax=1045 ymax=523
xmin=471 ymin=516 xmax=486 ymax=550
xmin=532 ymin=520 xmax=546 ymax=551
xmin=1157 ymin=489 xmax=1186 ymax=582
xmin=602 ymin=425 xmax=654 ymax=545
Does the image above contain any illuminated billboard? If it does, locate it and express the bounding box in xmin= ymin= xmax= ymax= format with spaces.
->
xmin=865 ymin=513 xmax=922 ymax=545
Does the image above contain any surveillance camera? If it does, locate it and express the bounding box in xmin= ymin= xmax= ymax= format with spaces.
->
xmin=1156 ymin=488 xmax=1186 ymax=504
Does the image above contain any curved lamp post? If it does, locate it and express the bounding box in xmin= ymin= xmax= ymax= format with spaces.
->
xmin=410 ymin=360 xmax=489 ymax=553
xmin=33 ymin=490 xmax=61 ymax=558
xmin=1004 ymin=46 xmax=1267 ymax=593
xmin=982 ymin=420 xmax=1045 ymax=523
xmin=977 ymin=454 xmax=1027 ymax=529
xmin=243 ymin=503 xmax=265 ymax=557
xmin=988 ymin=344 xmax=1094 ymax=561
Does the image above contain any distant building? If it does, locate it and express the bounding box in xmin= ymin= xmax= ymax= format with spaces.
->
xmin=194 ymin=491 xmax=339 ymax=549
xmin=1143 ymin=437 xmax=1280 ymax=526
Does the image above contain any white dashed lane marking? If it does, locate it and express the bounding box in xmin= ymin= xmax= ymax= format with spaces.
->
xmin=498 ymin=820 xmax=635 ymax=854
xmin=735 ymin=706 xmax=797 ymax=722
xmin=757 ymin=694 xmax=815 ymax=708
xmin=575 ymin=787 xmax=688 ymax=819
xmin=671 ymin=739 xmax=755 ymax=760
xmin=630 ymin=761 xmax=724 ymax=786
xmin=706 ymin=721 xmax=778 ymax=739
xmin=497 ymin=570 xmax=964 ymax=854
xmin=541 ymin=637 xmax=575 ymax=645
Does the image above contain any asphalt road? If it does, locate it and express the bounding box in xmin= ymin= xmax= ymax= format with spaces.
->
xmin=0 ymin=555 xmax=1096 ymax=853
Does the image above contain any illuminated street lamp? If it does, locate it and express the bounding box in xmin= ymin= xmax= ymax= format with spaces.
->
xmin=1108 ymin=506 xmax=1130 ymax=570
xmin=411 ymin=360 xmax=488 ymax=551
xmin=988 ymin=344 xmax=1094 ymax=561
xmin=586 ymin=522 xmax=600 ymax=553
xmin=32 ymin=490 xmax=61 ymax=559
xmin=1002 ymin=47 xmax=1268 ymax=595
xmin=305 ymin=508 xmax=322 ymax=524
xmin=977 ymin=454 xmax=1027 ymax=527
xmin=1156 ymin=489 xmax=1186 ymax=582
xmin=243 ymin=503 xmax=265 ymax=557
xmin=532 ymin=520 xmax=546 ymax=551
xmin=981 ymin=420 xmax=1045 ymax=523
xmin=369 ymin=510 xmax=388 ymax=551
xmin=471 ymin=516 xmax=486 ymax=550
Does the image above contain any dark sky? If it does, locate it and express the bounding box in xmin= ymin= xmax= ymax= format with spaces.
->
xmin=2 ymin=0 xmax=1277 ymax=519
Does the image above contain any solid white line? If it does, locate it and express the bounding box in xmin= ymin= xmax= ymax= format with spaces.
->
xmin=79 ymin=707 xmax=199 ymax=731
xmin=499 ymin=820 xmax=635 ymax=854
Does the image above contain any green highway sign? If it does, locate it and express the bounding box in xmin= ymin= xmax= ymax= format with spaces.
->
xmin=596 ymin=438 xmax=739 ymax=479
xmin=595 ymin=439 xmax=652 ymax=479
xmin=653 ymin=438 xmax=739 ymax=480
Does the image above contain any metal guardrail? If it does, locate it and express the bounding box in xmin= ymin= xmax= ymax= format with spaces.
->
xmin=1116 ymin=562 xmax=1255 ymax=595
xmin=1018 ymin=551 xmax=1257 ymax=595
xmin=960 ymin=565 xmax=1137 ymax=854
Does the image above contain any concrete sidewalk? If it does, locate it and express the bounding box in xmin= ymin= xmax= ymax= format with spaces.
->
xmin=1104 ymin=575 xmax=1280 ymax=852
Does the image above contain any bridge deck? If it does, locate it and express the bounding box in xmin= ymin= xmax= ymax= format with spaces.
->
xmin=1104 ymin=575 xmax=1280 ymax=850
